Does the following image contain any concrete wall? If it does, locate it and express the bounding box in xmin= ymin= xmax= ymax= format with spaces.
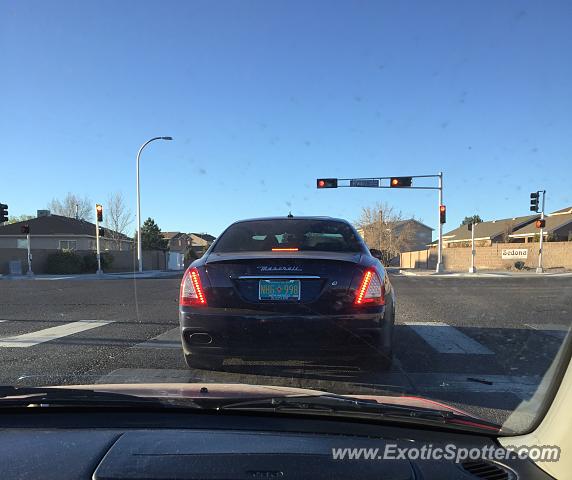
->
xmin=0 ymin=249 xmax=166 ymax=275
xmin=401 ymin=242 xmax=572 ymax=271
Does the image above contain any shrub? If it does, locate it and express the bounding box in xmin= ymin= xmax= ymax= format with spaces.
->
xmin=514 ymin=261 xmax=525 ymax=270
xmin=46 ymin=251 xmax=84 ymax=274
xmin=82 ymin=252 xmax=114 ymax=272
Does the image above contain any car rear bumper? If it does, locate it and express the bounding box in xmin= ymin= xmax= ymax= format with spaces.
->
xmin=179 ymin=306 xmax=389 ymax=359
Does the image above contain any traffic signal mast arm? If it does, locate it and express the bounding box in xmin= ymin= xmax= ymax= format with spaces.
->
xmin=320 ymin=174 xmax=441 ymax=189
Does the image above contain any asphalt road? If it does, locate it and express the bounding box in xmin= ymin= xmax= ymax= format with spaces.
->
xmin=0 ymin=274 xmax=571 ymax=430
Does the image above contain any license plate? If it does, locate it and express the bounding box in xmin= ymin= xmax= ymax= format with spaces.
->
xmin=259 ymin=280 xmax=301 ymax=301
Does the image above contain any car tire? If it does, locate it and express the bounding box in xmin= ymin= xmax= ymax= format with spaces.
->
xmin=357 ymin=300 xmax=395 ymax=372
xmin=184 ymin=353 xmax=224 ymax=371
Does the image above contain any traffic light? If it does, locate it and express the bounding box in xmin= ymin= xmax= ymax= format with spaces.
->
xmin=96 ymin=204 xmax=103 ymax=222
xmin=389 ymin=177 xmax=413 ymax=188
xmin=439 ymin=205 xmax=446 ymax=224
xmin=21 ymin=225 xmax=30 ymax=234
xmin=535 ymin=219 xmax=546 ymax=229
xmin=317 ymin=178 xmax=338 ymax=189
xmin=0 ymin=203 xmax=8 ymax=223
xmin=98 ymin=227 xmax=105 ymax=237
xmin=468 ymin=223 xmax=472 ymax=231
xmin=530 ymin=192 xmax=540 ymax=212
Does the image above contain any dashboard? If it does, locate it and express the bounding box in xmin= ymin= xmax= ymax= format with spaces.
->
xmin=0 ymin=410 xmax=552 ymax=479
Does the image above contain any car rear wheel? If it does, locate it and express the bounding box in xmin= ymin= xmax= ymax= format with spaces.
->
xmin=184 ymin=353 xmax=224 ymax=371
xmin=357 ymin=301 xmax=395 ymax=372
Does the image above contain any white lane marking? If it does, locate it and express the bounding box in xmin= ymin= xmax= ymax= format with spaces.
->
xmin=0 ymin=320 xmax=114 ymax=348
xmin=133 ymin=327 xmax=182 ymax=349
xmin=525 ymin=323 xmax=569 ymax=340
xmin=408 ymin=373 xmax=540 ymax=400
xmin=405 ymin=321 xmax=493 ymax=354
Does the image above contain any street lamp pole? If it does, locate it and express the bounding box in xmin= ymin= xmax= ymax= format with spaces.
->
xmin=136 ymin=136 xmax=173 ymax=273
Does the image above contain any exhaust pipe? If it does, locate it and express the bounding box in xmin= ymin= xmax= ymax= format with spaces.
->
xmin=189 ymin=333 xmax=213 ymax=345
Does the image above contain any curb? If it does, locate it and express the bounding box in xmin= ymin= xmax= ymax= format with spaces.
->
xmin=396 ymin=270 xmax=572 ymax=278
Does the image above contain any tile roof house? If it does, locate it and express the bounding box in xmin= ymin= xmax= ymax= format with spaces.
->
xmin=509 ymin=207 xmax=572 ymax=242
xmin=439 ymin=214 xmax=540 ymax=247
xmin=162 ymin=232 xmax=193 ymax=253
xmin=0 ymin=212 xmax=133 ymax=251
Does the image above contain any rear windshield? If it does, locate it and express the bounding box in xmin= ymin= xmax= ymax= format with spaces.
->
xmin=212 ymin=219 xmax=363 ymax=253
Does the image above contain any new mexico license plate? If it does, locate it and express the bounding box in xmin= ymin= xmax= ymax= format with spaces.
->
xmin=259 ymin=279 xmax=301 ymax=301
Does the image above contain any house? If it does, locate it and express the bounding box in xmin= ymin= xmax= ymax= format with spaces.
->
xmin=188 ymin=233 xmax=215 ymax=254
xmin=162 ymin=231 xmax=216 ymax=256
xmin=509 ymin=207 xmax=572 ymax=243
xmin=357 ymin=219 xmax=433 ymax=252
xmin=162 ymin=232 xmax=193 ymax=253
xmin=0 ymin=211 xmax=133 ymax=251
xmin=439 ymin=214 xmax=539 ymax=247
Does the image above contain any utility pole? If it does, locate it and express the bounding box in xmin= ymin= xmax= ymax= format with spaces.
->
xmin=136 ymin=136 xmax=173 ymax=272
xmin=536 ymin=190 xmax=546 ymax=274
xmin=468 ymin=222 xmax=476 ymax=273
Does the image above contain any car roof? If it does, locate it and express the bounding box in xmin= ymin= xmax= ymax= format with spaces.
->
xmin=229 ymin=216 xmax=351 ymax=225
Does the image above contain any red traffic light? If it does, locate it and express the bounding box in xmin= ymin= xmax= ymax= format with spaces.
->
xmin=316 ymin=178 xmax=338 ymax=189
xmin=535 ymin=219 xmax=546 ymax=229
xmin=439 ymin=205 xmax=446 ymax=224
xmin=389 ymin=176 xmax=413 ymax=188
xmin=20 ymin=224 xmax=30 ymax=234
xmin=96 ymin=204 xmax=103 ymax=222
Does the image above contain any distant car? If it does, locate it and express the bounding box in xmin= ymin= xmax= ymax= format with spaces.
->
xmin=179 ymin=216 xmax=396 ymax=371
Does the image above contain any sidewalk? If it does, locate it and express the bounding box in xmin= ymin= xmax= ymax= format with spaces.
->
xmin=395 ymin=269 xmax=572 ymax=278
xmin=0 ymin=270 xmax=184 ymax=281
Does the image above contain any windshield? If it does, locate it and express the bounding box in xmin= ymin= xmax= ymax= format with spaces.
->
xmin=212 ymin=219 xmax=364 ymax=253
xmin=1 ymin=0 xmax=571 ymax=443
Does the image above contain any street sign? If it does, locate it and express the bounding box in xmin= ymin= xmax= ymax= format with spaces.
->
xmin=501 ymin=249 xmax=528 ymax=260
xmin=349 ymin=179 xmax=379 ymax=188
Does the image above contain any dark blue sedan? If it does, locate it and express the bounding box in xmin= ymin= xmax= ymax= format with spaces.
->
xmin=179 ymin=217 xmax=395 ymax=371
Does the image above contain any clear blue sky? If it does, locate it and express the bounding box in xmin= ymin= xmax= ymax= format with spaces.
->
xmin=1 ymin=0 xmax=571 ymax=237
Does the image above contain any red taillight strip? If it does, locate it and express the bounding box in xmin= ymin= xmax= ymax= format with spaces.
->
xmin=355 ymin=270 xmax=374 ymax=305
xmin=271 ymin=248 xmax=299 ymax=252
xmin=190 ymin=269 xmax=206 ymax=305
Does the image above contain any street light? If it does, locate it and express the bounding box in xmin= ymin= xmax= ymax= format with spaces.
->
xmin=136 ymin=136 xmax=173 ymax=272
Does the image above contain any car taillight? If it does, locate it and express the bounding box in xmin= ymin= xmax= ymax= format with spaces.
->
xmin=354 ymin=269 xmax=385 ymax=305
xmin=180 ymin=267 xmax=207 ymax=306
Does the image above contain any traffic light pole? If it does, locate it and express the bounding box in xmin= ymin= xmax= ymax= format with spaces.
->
xmin=469 ymin=222 xmax=476 ymax=274
xmin=436 ymin=172 xmax=444 ymax=273
xmin=26 ymin=233 xmax=33 ymax=276
xmin=321 ymin=173 xmax=446 ymax=272
xmin=95 ymin=214 xmax=103 ymax=275
xmin=536 ymin=190 xmax=546 ymax=274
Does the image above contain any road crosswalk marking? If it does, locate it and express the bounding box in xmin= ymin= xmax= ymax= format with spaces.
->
xmin=133 ymin=327 xmax=181 ymax=349
xmin=0 ymin=320 xmax=114 ymax=348
xmin=525 ymin=323 xmax=569 ymax=340
xmin=405 ymin=321 xmax=493 ymax=355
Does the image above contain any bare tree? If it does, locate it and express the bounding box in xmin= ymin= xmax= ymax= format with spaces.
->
xmin=355 ymin=202 xmax=416 ymax=264
xmin=104 ymin=192 xmax=134 ymax=250
xmin=48 ymin=193 xmax=92 ymax=220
